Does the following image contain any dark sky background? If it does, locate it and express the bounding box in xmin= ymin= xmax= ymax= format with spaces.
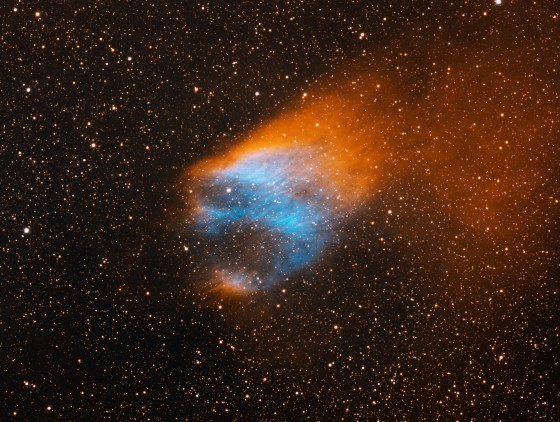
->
xmin=1 ymin=1 xmax=559 ymax=420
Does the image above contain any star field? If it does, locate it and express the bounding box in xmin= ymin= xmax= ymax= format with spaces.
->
xmin=1 ymin=1 xmax=559 ymax=419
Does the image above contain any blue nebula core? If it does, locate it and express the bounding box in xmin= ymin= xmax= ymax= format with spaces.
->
xmin=195 ymin=148 xmax=334 ymax=290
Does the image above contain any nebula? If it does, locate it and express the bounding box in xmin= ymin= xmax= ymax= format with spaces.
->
xmin=188 ymin=85 xmax=386 ymax=293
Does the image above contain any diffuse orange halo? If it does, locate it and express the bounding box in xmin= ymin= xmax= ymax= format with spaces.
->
xmin=180 ymin=46 xmax=557 ymax=304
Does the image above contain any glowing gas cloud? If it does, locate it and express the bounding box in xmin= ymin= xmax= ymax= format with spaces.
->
xmin=188 ymin=81 xmax=387 ymax=293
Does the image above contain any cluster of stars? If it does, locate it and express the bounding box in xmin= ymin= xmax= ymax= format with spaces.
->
xmin=1 ymin=1 xmax=557 ymax=420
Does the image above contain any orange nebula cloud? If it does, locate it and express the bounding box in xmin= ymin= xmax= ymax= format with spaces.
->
xmin=182 ymin=39 xmax=557 ymax=303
